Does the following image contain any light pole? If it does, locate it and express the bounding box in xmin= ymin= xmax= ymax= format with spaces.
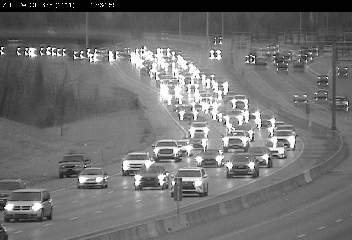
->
xmin=178 ymin=12 xmax=182 ymax=37
xmin=299 ymin=12 xmax=302 ymax=44
xmin=331 ymin=43 xmax=336 ymax=131
xmin=206 ymin=12 xmax=209 ymax=38
xmin=85 ymin=12 xmax=89 ymax=49
xmin=221 ymin=12 xmax=224 ymax=37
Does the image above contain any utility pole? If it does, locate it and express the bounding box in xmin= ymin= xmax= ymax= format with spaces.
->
xmin=178 ymin=12 xmax=182 ymax=37
xmin=206 ymin=12 xmax=209 ymax=38
xmin=85 ymin=12 xmax=89 ymax=49
xmin=221 ymin=12 xmax=224 ymax=37
xmin=299 ymin=12 xmax=302 ymax=45
xmin=331 ymin=43 xmax=336 ymax=131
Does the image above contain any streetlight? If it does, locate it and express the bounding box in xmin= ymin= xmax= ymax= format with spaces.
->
xmin=221 ymin=12 xmax=224 ymax=37
xmin=178 ymin=12 xmax=182 ymax=37
xmin=206 ymin=12 xmax=209 ymax=38
xmin=85 ymin=12 xmax=89 ymax=49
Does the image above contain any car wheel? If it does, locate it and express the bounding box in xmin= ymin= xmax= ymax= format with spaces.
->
xmin=77 ymin=185 xmax=81 ymax=189
xmin=267 ymin=159 xmax=273 ymax=168
xmin=171 ymin=192 xmax=174 ymax=198
xmin=4 ymin=217 xmax=10 ymax=222
xmin=59 ymin=173 xmax=64 ymax=178
xmin=122 ymin=171 xmax=127 ymax=176
xmin=47 ymin=207 xmax=53 ymax=220
xmin=226 ymin=172 xmax=231 ymax=178
xmin=38 ymin=210 xmax=44 ymax=222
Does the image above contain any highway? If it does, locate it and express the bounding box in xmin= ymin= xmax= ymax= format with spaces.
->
xmin=1 ymin=40 xmax=308 ymax=240
xmin=147 ymin=38 xmax=352 ymax=239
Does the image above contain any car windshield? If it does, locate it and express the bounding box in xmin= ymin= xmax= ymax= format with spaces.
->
xmin=10 ymin=192 xmax=41 ymax=201
xmin=229 ymin=138 xmax=242 ymax=144
xmin=0 ymin=182 xmax=22 ymax=190
xmin=177 ymin=141 xmax=188 ymax=146
xmin=336 ymin=97 xmax=347 ymax=101
xmin=140 ymin=165 xmax=164 ymax=174
xmin=232 ymin=132 xmax=245 ymax=136
xmin=156 ymin=141 xmax=177 ymax=147
xmin=61 ymin=155 xmax=83 ymax=163
xmin=203 ymin=150 xmax=219 ymax=155
xmin=275 ymin=131 xmax=293 ymax=136
xmin=80 ymin=169 xmax=103 ymax=175
xmin=249 ymin=147 xmax=267 ymax=154
xmin=176 ymin=170 xmax=201 ymax=178
xmin=192 ymin=123 xmax=206 ymax=128
xmin=193 ymin=133 xmax=205 ymax=139
xmin=126 ymin=154 xmax=148 ymax=160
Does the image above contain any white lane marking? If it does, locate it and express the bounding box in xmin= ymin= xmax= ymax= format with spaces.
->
xmin=123 ymin=186 xmax=129 ymax=190
xmin=108 ymin=190 xmax=114 ymax=194
xmin=52 ymin=188 xmax=65 ymax=193
xmin=72 ymin=200 xmax=78 ymax=203
xmin=43 ymin=223 xmax=53 ymax=227
xmin=92 ymin=195 xmax=97 ymax=198
xmin=114 ymin=204 xmax=123 ymax=208
xmin=335 ymin=218 xmax=343 ymax=223
xmin=297 ymin=234 xmax=307 ymax=238
xmin=14 ymin=230 xmax=23 ymax=234
xmin=69 ymin=217 xmax=79 ymax=221
xmin=317 ymin=226 xmax=326 ymax=230
xmin=95 ymin=210 xmax=103 ymax=213
xmin=136 ymin=199 xmax=142 ymax=203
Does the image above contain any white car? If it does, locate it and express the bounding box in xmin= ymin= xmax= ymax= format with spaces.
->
xmin=121 ymin=152 xmax=153 ymax=176
xmin=265 ymin=141 xmax=287 ymax=159
xmin=231 ymin=95 xmax=249 ymax=109
xmin=152 ymin=139 xmax=182 ymax=162
xmin=77 ymin=167 xmax=109 ymax=189
xmin=276 ymin=124 xmax=297 ymax=136
xmin=189 ymin=121 xmax=209 ymax=138
xmin=170 ymin=167 xmax=208 ymax=197
xmin=272 ymin=130 xmax=296 ymax=150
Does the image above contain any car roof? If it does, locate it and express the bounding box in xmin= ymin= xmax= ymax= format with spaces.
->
xmin=12 ymin=188 xmax=46 ymax=193
xmin=128 ymin=152 xmax=148 ymax=155
xmin=157 ymin=139 xmax=176 ymax=142
xmin=178 ymin=167 xmax=202 ymax=171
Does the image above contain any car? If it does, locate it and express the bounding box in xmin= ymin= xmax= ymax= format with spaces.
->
xmin=261 ymin=114 xmax=276 ymax=137
xmin=134 ymin=164 xmax=169 ymax=190
xmin=195 ymin=149 xmax=224 ymax=167
xmin=255 ymin=56 xmax=268 ymax=66
xmin=224 ymin=110 xmax=245 ymax=128
xmin=222 ymin=134 xmax=249 ymax=153
xmin=179 ymin=106 xmax=196 ymax=121
xmin=0 ymin=223 xmax=8 ymax=240
xmin=177 ymin=139 xmax=193 ymax=157
xmin=235 ymin=123 xmax=256 ymax=142
xmin=272 ymin=130 xmax=296 ymax=150
xmin=265 ymin=141 xmax=287 ymax=159
xmin=170 ymin=167 xmax=208 ymax=197
xmin=77 ymin=167 xmax=108 ymax=189
xmin=213 ymin=36 xmax=223 ymax=45
xmin=121 ymin=152 xmax=152 ymax=176
xmin=314 ymin=89 xmax=328 ymax=101
xmin=317 ymin=75 xmax=329 ymax=87
xmin=225 ymin=153 xmax=259 ymax=178
xmin=337 ymin=67 xmax=348 ymax=78
xmin=231 ymin=94 xmax=249 ymax=108
xmin=190 ymin=131 xmax=208 ymax=152
xmin=245 ymin=53 xmax=256 ymax=64
xmin=4 ymin=189 xmax=53 ymax=222
xmin=292 ymin=60 xmax=305 ymax=71
xmin=334 ymin=96 xmax=349 ymax=111
xmin=152 ymin=139 xmax=181 ymax=162
xmin=189 ymin=121 xmax=209 ymax=138
xmin=276 ymin=124 xmax=297 ymax=136
xmin=248 ymin=146 xmax=273 ymax=168
xmin=0 ymin=179 xmax=27 ymax=210
xmin=59 ymin=152 xmax=92 ymax=178
xmin=293 ymin=94 xmax=308 ymax=104
xmin=276 ymin=62 xmax=289 ymax=73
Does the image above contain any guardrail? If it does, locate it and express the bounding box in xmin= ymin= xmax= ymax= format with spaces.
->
xmin=66 ymin=34 xmax=346 ymax=240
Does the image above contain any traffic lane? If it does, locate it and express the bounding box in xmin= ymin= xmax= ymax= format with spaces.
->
xmin=3 ymin=138 xmax=303 ymax=240
xmin=149 ymin=162 xmax=352 ymax=240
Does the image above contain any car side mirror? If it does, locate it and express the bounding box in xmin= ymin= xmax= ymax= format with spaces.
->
xmin=203 ymin=174 xmax=208 ymax=178
xmin=152 ymin=144 xmax=155 ymax=148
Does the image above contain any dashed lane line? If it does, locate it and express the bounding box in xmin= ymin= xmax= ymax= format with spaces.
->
xmin=69 ymin=217 xmax=79 ymax=221
xmin=297 ymin=234 xmax=307 ymax=238
xmin=316 ymin=226 xmax=326 ymax=231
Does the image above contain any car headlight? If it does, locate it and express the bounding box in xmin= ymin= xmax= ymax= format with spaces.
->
xmin=158 ymin=174 xmax=165 ymax=184
xmin=79 ymin=176 xmax=88 ymax=183
xmin=278 ymin=148 xmax=285 ymax=154
xmin=31 ymin=202 xmax=43 ymax=211
xmin=171 ymin=180 xmax=175 ymax=186
xmin=216 ymin=155 xmax=223 ymax=164
xmin=262 ymin=154 xmax=269 ymax=161
xmin=194 ymin=180 xmax=203 ymax=187
xmin=195 ymin=156 xmax=203 ymax=164
xmin=122 ymin=161 xmax=129 ymax=170
xmin=247 ymin=161 xmax=255 ymax=170
xmin=153 ymin=148 xmax=159 ymax=155
xmin=96 ymin=177 xmax=103 ymax=183
xmin=134 ymin=174 xmax=142 ymax=185
xmin=288 ymin=136 xmax=296 ymax=147
xmin=4 ymin=203 xmax=14 ymax=211
xmin=225 ymin=162 xmax=233 ymax=170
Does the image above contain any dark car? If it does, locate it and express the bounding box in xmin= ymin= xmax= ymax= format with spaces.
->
xmin=225 ymin=153 xmax=259 ymax=178
xmin=195 ymin=149 xmax=224 ymax=167
xmin=314 ymin=89 xmax=328 ymax=101
xmin=0 ymin=179 xmax=26 ymax=210
xmin=292 ymin=60 xmax=305 ymax=71
xmin=337 ymin=67 xmax=348 ymax=78
xmin=248 ymin=146 xmax=273 ymax=168
xmin=317 ymin=75 xmax=329 ymax=87
xmin=276 ymin=61 xmax=289 ymax=73
xmin=334 ymin=96 xmax=349 ymax=111
xmin=213 ymin=36 xmax=223 ymax=45
xmin=134 ymin=164 xmax=169 ymax=190
xmin=0 ymin=223 xmax=8 ymax=240
xmin=245 ymin=53 xmax=256 ymax=64
xmin=59 ymin=152 xmax=92 ymax=178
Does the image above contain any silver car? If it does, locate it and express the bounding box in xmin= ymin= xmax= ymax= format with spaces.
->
xmin=77 ymin=167 xmax=109 ymax=189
